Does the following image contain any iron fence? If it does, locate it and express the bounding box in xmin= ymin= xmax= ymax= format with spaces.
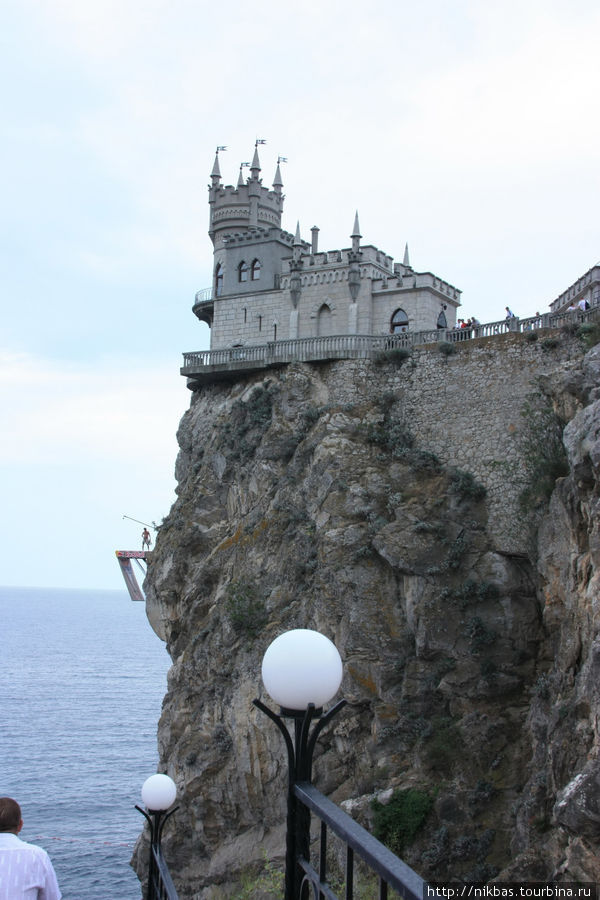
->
xmin=293 ymin=782 xmax=428 ymax=900
xmin=147 ymin=844 xmax=179 ymax=900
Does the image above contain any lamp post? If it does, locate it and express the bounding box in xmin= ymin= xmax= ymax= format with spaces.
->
xmin=135 ymin=774 xmax=178 ymax=900
xmin=253 ymin=629 xmax=346 ymax=900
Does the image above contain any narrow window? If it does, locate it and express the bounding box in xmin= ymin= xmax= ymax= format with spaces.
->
xmin=317 ymin=303 xmax=333 ymax=337
xmin=273 ymin=323 xmax=277 ymax=341
xmin=238 ymin=261 xmax=248 ymax=282
xmin=391 ymin=308 xmax=409 ymax=333
xmin=215 ymin=263 xmax=223 ymax=297
xmin=243 ymin=308 xmax=247 ymax=323
xmin=251 ymin=259 xmax=261 ymax=281
xmin=258 ymin=315 xmax=262 ymax=332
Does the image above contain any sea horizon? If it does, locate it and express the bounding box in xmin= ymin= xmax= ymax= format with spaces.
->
xmin=1 ymin=584 xmax=171 ymax=899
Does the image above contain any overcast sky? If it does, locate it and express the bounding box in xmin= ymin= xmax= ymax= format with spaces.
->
xmin=2 ymin=0 xmax=599 ymax=590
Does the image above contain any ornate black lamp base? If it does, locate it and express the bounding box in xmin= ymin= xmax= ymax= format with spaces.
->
xmin=253 ymin=698 xmax=346 ymax=900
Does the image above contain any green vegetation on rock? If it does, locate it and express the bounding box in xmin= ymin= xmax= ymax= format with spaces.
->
xmin=371 ymin=788 xmax=433 ymax=854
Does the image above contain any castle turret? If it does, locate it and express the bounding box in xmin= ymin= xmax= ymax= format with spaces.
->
xmin=208 ymin=144 xmax=285 ymax=252
xmin=204 ymin=145 xmax=295 ymax=307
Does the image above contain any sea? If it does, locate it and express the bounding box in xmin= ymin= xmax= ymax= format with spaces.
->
xmin=1 ymin=585 xmax=172 ymax=899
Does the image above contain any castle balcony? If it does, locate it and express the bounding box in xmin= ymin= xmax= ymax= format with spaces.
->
xmin=181 ymin=306 xmax=599 ymax=388
xmin=192 ymin=287 xmax=214 ymax=325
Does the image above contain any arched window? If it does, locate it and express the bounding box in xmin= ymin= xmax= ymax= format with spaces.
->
xmin=215 ymin=263 xmax=223 ymax=297
xmin=317 ymin=303 xmax=333 ymax=337
xmin=391 ymin=308 xmax=409 ymax=333
xmin=437 ymin=310 xmax=448 ymax=329
xmin=238 ymin=261 xmax=248 ymax=283
xmin=251 ymin=259 xmax=261 ymax=281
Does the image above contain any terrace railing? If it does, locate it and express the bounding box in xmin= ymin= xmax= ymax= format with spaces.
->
xmin=181 ymin=306 xmax=599 ymax=380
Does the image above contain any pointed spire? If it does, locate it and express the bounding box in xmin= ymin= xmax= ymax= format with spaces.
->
xmin=250 ymin=145 xmax=261 ymax=178
xmin=351 ymin=211 xmax=362 ymax=254
xmin=237 ymin=166 xmax=245 ymax=187
xmin=273 ymin=162 xmax=283 ymax=192
xmin=403 ymin=243 xmax=410 ymax=267
xmin=211 ymin=151 xmax=221 ymax=182
xmin=294 ymin=221 xmax=302 ymax=245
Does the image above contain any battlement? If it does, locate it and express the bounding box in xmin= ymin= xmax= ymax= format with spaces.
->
xmin=278 ymin=243 xmax=461 ymax=304
xmin=222 ymin=227 xmax=298 ymax=248
xmin=210 ymin=184 xmax=283 ymax=225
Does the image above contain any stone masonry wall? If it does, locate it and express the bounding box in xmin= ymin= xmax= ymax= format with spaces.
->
xmin=210 ymin=280 xmax=457 ymax=347
xmin=277 ymin=331 xmax=584 ymax=554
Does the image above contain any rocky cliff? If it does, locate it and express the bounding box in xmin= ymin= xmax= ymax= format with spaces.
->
xmin=138 ymin=334 xmax=600 ymax=898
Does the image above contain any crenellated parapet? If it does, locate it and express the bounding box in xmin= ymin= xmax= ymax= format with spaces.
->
xmin=222 ymin=227 xmax=297 ymax=248
xmin=278 ymin=244 xmax=461 ymax=305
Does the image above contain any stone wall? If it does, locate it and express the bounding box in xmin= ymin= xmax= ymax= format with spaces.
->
xmin=253 ymin=331 xmax=582 ymax=554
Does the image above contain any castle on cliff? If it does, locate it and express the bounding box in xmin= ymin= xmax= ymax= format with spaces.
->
xmin=182 ymin=144 xmax=600 ymax=388
xmin=192 ymin=144 xmax=462 ymax=349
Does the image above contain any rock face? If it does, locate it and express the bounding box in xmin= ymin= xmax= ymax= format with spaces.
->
xmin=138 ymin=337 xmax=600 ymax=898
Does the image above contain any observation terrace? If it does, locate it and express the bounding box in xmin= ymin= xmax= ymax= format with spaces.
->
xmin=181 ymin=306 xmax=599 ymax=388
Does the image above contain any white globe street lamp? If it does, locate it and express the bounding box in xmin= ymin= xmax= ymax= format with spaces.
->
xmin=135 ymin=775 xmax=179 ymax=900
xmin=254 ymin=629 xmax=346 ymax=900
xmin=141 ymin=774 xmax=177 ymax=812
xmin=261 ymin=628 xmax=343 ymax=711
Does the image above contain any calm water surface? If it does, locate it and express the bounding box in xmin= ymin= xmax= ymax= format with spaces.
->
xmin=1 ymin=586 xmax=171 ymax=899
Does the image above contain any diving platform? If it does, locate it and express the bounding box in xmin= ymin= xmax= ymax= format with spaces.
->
xmin=116 ymin=550 xmax=148 ymax=602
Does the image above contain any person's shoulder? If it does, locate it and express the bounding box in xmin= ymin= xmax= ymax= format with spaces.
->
xmin=16 ymin=838 xmax=51 ymax=859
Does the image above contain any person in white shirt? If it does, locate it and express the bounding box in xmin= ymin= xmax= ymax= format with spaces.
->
xmin=0 ymin=798 xmax=61 ymax=900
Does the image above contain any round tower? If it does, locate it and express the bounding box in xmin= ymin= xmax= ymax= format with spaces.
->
xmin=208 ymin=145 xmax=285 ymax=253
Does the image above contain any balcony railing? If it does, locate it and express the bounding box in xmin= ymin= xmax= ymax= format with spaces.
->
xmin=181 ymin=306 xmax=599 ymax=381
xmin=194 ymin=287 xmax=213 ymax=304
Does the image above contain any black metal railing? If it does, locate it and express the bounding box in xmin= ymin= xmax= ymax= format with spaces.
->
xmin=147 ymin=844 xmax=179 ymax=900
xmin=253 ymin=699 xmax=435 ymax=900
xmin=294 ymin=782 xmax=426 ymax=900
